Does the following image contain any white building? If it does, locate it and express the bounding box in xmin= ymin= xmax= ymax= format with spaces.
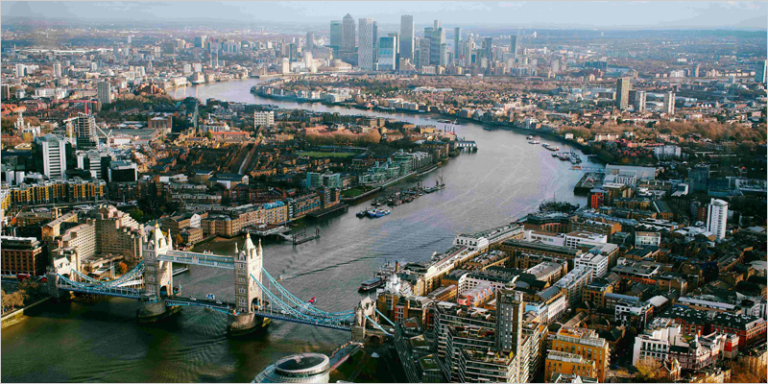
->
xmin=564 ymin=231 xmax=607 ymax=249
xmin=635 ymin=232 xmax=661 ymax=248
xmin=454 ymin=224 xmax=523 ymax=253
xmin=34 ymin=134 xmax=67 ymax=179
xmin=706 ymin=199 xmax=728 ymax=241
xmin=253 ymin=111 xmax=275 ymax=127
xmin=357 ymin=18 xmax=375 ymax=70
xmin=574 ymin=253 xmax=608 ymax=279
xmin=15 ymin=63 xmax=25 ymax=78
xmin=652 ymin=145 xmax=681 ymax=160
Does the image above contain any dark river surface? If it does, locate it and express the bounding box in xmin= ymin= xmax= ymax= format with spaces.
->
xmin=1 ymin=78 xmax=603 ymax=383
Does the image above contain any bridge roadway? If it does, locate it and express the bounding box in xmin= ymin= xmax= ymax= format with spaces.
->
xmin=165 ymin=295 xmax=357 ymax=331
xmin=157 ymin=250 xmax=235 ymax=269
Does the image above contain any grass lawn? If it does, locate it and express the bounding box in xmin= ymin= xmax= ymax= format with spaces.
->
xmin=342 ymin=187 xmax=374 ymax=198
xmin=296 ymin=151 xmax=356 ymax=159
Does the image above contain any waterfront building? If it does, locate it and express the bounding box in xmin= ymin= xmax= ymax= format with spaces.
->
xmin=454 ymin=223 xmax=523 ymax=253
xmin=550 ymin=327 xmax=610 ymax=382
xmin=1 ymin=236 xmax=46 ymax=276
xmin=706 ymin=198 xmax=728 ymax=241
xmin=253 ymin=353 xmax=330 ymax=383
xmin=91 ymin=205 xmax=144 ymax=263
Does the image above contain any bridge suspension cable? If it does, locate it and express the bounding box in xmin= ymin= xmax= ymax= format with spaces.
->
xmin=261 ymin=269 xmax=354 ymax=317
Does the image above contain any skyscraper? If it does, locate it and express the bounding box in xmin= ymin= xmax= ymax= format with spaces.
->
xmin=616 ymin=77 xmax=631 ymax=110
xmin=419 ymin=31 xmax=432 ymax=68
xmin=34 ymin=134 xmax=68 ymax=179
xmin=330 ymin=20 xmax=342 ymax=55
xmin=75 ymin=113 xmax=98 ymax=150
xmin=510 ymin=35 xmax=518 ymax=61
xmin=52 ymin=62 xmax=62 ymax=78
xmin=97 ymin=81 xmax=111 ymax=106
xmin=400 ymin=15 xmax=414 ymax=61
xmin=483 ymin=37 xmax=493 ymax=63
xmin=358 ymin=18 xmax=375 ymax=70
xmin=305 ymin=32 xmax=315 ymax=51
xmin=707 ymin=199 xmax=728 ymax=241
xmin=496 ymin=288 xmax=524 ymax=354
xmin=15 ymin=64 xmax=25 ymax=78
xmin=194 ymin=35 xmax=207 ymax=48
xmin=454 ymin=27 xmax=461 ymax=60
xmin=429 ymin=21 xmax=445 ymax=66
xmin=372 ymin=21 xmax=378 ymax=63
xmin=755 ymin=60 xmax=767 ymax=84
xmin=663 ymin=91 xmax=675 ymax=115
xmin=341 ymin=14 xmax=356 ymax=53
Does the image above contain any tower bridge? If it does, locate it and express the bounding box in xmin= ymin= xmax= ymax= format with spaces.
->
xmin=47 ymin=224 xmax=391 ymax=340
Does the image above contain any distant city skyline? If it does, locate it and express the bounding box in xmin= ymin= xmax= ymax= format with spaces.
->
xmin=2 ymin=1 xmax=767 ymax=30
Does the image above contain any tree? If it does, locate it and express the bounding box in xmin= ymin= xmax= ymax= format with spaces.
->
xmin=173 ymin=234 xmax=184 ymax=246
xmin=727 ymin=359 xmax=767 ymax=383
xmin=635 ymin=357 xmax=662 ymax=382
xmin=128 ymin=208 xmax=145 ymax=223
xmin=4 ymin=291 xmax=25 ymax=311
xmin=117 ymin=262 xmax=128 ymax=275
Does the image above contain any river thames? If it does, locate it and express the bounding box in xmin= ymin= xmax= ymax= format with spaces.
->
xmin=1 ymin=79 xmax=603 ymax=382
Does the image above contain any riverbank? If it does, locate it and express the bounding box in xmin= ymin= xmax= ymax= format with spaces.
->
xmin=1 ymin=296 xmax=51 ymax=329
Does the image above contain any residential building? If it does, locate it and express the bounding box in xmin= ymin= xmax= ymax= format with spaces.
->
xmin=253 ymin=111 xmax=275 ymax=127
xmin=550 ymin=327 xmax=610 ymax=382
xmin=97 ymin=81 xmax=111 ymax=106
xmin=616 ymin=77 xmax=631 ymax=110
xmin=663 ymin=91 xmax=675 ymax=115
xmin=706 ymin=199 xmax=728 ymax=241
xmin=574 ymin=253 xmax=608 ymax=279
xmin=545 ymin=351 xmax=598 ymax=382
xmin=635 ymin=231 xmax=661 ymax=247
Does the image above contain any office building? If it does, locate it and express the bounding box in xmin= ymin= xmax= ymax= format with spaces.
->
xmin=73 ymin=113 xmax=99 ymax=149
xmin=454 ymin=27 xmax=461 ymax=60
xmin=305 ymin=31 xmax=314 ymax=50
xmin=108 ymin=161 xmax=138 ymax=183
xmin=372 ymin=21 xmax=378 ymax=63
xmin=616 ymin=77 xmax=631 ymax=110
xmin=429 ymin=21 xmax=445 ymax=66
xmin=358 ymin=18 xmax=375 ymax=70
xmin=15 ymin=63 xmax=25 ymax=78
xmin=628 ymin=89 xmax=646 ymax=112
xmin=419 ymin=35 xmax=431 ymax=68
xmin=254 ymin=111 xmax=275 ymax=127
xmin=341 ymin=14 xmax=356 ymax=54
xmin=400 ymin=15 xmax=414 ymax=60
xmin=663 ymin=91 xmax=675 ymax=115
xmin=33 ymin=134 xmax=68 ymax=179
xmin=194 ymin=35 xmax=207 ymax=48
xmin=1 ymin=236 xmax=46 ymax=276
xmin=377 ymin=36 xmax=398 ymax=71
xmin=706 ymin=199 xmax=728 ymax=241
xmin=329 ymin=20 xmax=342 ymax=54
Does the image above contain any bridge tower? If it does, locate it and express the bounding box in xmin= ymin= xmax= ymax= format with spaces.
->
xmin=229 ymin=233 xmax=266 ymax=334
xmin=138 ymin=223 xmax=174 ymax=321
xmin=352 ymin=296 xmax=377 ymax=341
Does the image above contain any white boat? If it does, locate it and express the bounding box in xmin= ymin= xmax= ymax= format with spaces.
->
xmin=528 ymin=140 xmax=540 ymax=144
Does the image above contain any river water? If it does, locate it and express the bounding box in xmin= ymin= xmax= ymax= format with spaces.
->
xmin=1 ymin=79 xmax=603 ymax=383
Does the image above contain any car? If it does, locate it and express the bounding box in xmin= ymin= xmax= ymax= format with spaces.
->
xmin=216 ymin=301 xmax=223 ymax=305
xmin=190 ymin=297 xmax=196 ymax=301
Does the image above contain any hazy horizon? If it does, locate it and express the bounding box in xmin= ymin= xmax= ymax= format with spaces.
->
xmin=1 ymin=1 xmax=767 ymax=31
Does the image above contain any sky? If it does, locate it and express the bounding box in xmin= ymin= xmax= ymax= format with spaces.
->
xmin=1 ymin=1 xmax=767 ymax=30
